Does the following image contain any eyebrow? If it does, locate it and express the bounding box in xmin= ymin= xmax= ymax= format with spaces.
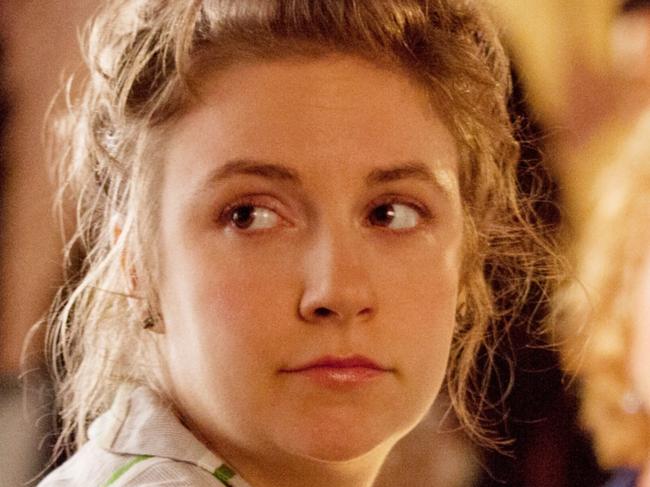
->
xmin=365 ymin=161 xmax=446 ymax=186
xmin=208 ymin=159 xmax=301 ymax=184
xmin=198 ymin=158 xmax=454 ymax=199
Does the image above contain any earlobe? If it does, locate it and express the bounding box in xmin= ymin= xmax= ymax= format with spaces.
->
xmin=112 ymin=213 xmax=166 ymax=334
xmin=142 ymin=310 xmax=165 ymax=334
xmin=112 ymin=214 xmax=139 ymax=294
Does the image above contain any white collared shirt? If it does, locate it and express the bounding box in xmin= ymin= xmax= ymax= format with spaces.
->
xmin=38 ymin=385 xmax=252 ymax=487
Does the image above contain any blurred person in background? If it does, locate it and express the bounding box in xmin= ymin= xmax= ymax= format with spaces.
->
xmin=554 ymin=118 xmax=650 ymax=487
xmin=491 ymin=0 xmax=650 ymax=485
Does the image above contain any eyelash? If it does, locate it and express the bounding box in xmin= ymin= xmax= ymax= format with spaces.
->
xmin=217 ymin=196 xmax=283 ymax=226
xmin=365 ymin=196 xmax=434 ymax=229
xmin=216 ymin=195 xmax=434 ymax=232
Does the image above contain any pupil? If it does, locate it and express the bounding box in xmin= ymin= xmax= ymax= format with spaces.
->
xmin=372 ymin=204 xmax=395 ymax=226
xmin=232 ymin=205 xmax=255 ymax=228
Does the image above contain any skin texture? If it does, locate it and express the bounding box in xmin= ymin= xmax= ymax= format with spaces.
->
xmin=156 ymin=55 xmax=463 ymax=487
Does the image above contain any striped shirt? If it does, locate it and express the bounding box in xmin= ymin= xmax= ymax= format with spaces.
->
xmin=38 ymin=385 xmax=252 ymax=487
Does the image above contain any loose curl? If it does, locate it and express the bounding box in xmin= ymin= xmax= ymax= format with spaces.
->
xmin=46 ymin=0 xmax=558 ymax=456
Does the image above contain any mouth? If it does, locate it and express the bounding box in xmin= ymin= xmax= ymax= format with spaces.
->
xmin=279 ymin=355 xmax=393 ymax=388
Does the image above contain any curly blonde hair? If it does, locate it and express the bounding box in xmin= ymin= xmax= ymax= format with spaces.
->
xmin=555 ymin=113 xmax=650 ymax=468
xmin=46 ymin=0 xmax=558 ymax=455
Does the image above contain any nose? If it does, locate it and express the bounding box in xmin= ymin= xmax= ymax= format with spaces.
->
xmin=298 ymin=226 xmax=377 ymax=324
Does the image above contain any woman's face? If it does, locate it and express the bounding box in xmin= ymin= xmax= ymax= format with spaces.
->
xmin=156 ymin=54 xmax=463 ymax=470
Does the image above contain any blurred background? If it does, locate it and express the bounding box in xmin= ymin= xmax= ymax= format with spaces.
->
xmin=0 ymin=2 xmax=104 ymax=486
xmin=1 ymin=1 xmax=649 ymax=486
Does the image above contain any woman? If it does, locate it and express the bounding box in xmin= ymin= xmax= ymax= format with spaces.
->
xmin=38 ymin=1 xmax=556 ymax=485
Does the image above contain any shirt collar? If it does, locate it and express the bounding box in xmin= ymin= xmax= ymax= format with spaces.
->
xmin=89 ymin=384 xmax=230 ymax=476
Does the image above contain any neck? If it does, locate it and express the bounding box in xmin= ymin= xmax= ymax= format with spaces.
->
xmin=217 ymin=441 xmax=392 ymax=487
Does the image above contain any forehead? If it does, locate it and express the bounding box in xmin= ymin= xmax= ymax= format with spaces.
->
xmin=165 ymin=54 xmax=458 ymax=192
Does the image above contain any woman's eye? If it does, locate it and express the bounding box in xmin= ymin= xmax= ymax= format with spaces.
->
xmin=368 ymin=203 xmax=421 ymax=230
xmin=228 ymin=204 xmax=279 ymax=230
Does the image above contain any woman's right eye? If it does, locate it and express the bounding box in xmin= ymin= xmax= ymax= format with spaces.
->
xmin=226 ymin=204 xmax=280 ymax=231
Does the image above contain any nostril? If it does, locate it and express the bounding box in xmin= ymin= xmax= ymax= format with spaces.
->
xmin=314 ymin=307 xmax=333 ymax=318
xmin=359 ymin=307 xmax=373 ymax=318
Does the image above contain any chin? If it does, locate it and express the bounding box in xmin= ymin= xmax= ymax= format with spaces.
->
xmin=273 ymin=416 xmax=407 ymax=464
xmin=302 ymin=443 xmax=394 ymax=464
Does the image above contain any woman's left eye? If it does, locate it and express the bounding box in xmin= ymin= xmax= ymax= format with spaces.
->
xmin=368 ymin=203 xmax=422 ymax=230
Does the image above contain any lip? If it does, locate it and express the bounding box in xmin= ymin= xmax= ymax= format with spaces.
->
xmin=279 ymin=355 xmax=392 ymax=388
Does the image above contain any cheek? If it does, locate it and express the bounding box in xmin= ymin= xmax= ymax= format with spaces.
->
xmin=160 ymin=241 xmax=298 ymax=356
xmin=374 ymin=242 xmax=460 ymax=371
xmin=402 ymin=274 xmax=458 ymax=362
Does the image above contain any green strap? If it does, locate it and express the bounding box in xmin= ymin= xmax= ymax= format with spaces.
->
xmin=213 ymin=464 xmax=237 ymax=486
xmin=102 ymin=455 xmax=153 ymax=487
xmin=102 ymin=455 xmax=241 ymax=487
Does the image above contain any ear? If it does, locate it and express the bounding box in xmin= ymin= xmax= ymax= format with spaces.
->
xmin=111 ymin=214 xmax=165 ymax=333
xmin=111 ymin=213 xmax=138 ymax=295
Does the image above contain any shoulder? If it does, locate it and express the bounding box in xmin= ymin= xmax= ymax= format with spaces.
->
xmin=115 ymin=457 xmax=221 ymax=486
xmin=39 ymin=386 xmax=224 ymax=486
xmin=38 ymin=442 xmax=128 ymax=487
xmin=38 ymin=445 xmax=217 ymax=487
